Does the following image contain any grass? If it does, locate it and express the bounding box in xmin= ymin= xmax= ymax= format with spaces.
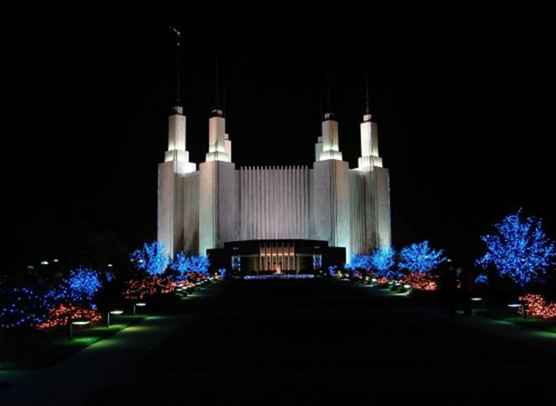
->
xmin=0 ymin=315 xmax=145 ymax=370
xmin=476 ymin=310 xmax=556 ymax=333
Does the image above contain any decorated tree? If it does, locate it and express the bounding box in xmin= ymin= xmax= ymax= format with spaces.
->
xmin=130 ymin=241 xmax=170 ymax=276
xmin=399 ymin=241 xmax=446 ymax=274
xmin=370 ymin=247 xmax=397 ymax=279
xmin=170 ymin=252 xmax=189 ymax=279
xmin=187 ymin=256 xmax=210 ymax=276
xmin=476 ymin=210 xmax=556 ymax=288
xmin=64 ymin=267 xmax=101 ymax=306
xmin=36 ymin=267 xmax=103 ymax=330
xmin=0 ymin=287 xmax=51 ymax=329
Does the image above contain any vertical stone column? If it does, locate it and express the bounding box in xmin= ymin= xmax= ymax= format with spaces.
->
xmin=198 ymin=161 xmax=238 ymax=255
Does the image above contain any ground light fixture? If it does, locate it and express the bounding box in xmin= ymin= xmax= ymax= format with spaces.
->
xmin=69 ymin=320 xmax=91 ymax=339
xmin=133 ymin=302 xmax=147 ymax=315
xmin=403 ymin=284 xmax=411 ymax=289
xmin=507 ymin=303 xmax=525 ymax=316
xmin=107 ymin=310 xmax=124 ymax=327
xmin=471 ymin=297 xmax=483 ymax=302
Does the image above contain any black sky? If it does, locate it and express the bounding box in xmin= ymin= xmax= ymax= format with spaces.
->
xmin=7 ymin=18 xmax=555 ymax=269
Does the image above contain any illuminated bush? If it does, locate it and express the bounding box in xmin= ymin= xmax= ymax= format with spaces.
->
xmin=476 ymin=211 xmax=555 ymax=288
xmin=349 ymin=254 xmax=372 ymax=271
xmin=399 ymin=241 xmax=446 ymax=274
xmin=35 ymin=304 xmax=102 ymax=330
xmin=187 ymin=256 xmax=210 ymax=276
xmin=123 ymin=277 xmax=176 ymax=301
xmin=519 ymin=294 xmax=556 ymax=320
xmin=370 ymin=247 xmax=397 ymax=279
xmin=0 ymin=287 xmax=50 ymax=329
xmin=65 ymin=267 xmax=101 ymax=305
xmin=170 ymin=252 xmax=189 ymax=278
xmin=402 ymin=273 xmax=438 ymax=291
xmin=130 ymin=241 xmax=170 ymax=276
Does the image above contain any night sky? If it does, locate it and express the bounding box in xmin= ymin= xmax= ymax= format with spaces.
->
xmin=7 ymin=20 xmax=555 ymax=270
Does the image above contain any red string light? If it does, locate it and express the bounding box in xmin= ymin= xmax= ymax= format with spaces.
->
xmin=402 ymin=273 xmax=438 ymax=291
xmin=35 ymin=304 xmax=102 ymax=330
xmin=519 ymin=294 xmax=556 ymax=320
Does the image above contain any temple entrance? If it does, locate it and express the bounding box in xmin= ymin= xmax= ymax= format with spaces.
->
xmin=207 ymin=239 xmax=345 ymax=276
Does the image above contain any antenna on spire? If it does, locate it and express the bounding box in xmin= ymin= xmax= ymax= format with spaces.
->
xmin=323 ymin=71 xmax=335 ymax=120
xmin=169 ymin=25 xmax=183 ymax=113
xmin=364 ymin=73 xmax=371 ymax=115
xmin=211 ymin=55 xmax=224 ymax=117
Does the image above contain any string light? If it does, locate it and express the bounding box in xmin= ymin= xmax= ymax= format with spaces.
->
xmin=130 ymin=241 xmax=170 ymax=276
xmin=518 ymin=294 xmax=556 ymax=320
xmin=35 ymin=304 xmax=102 ymax=330
xmin=476 ymin=210 xmax=556 ymax=287
xmin=402 ymin=273 xmax=438 ymax=291
xmin=399 ymin=241 xmax=446 ymax=274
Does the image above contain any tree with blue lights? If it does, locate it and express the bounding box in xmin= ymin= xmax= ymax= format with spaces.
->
xmin=170 ymin=251 xmax=189 ymax=278
xmin=0 ymin=287 xmax=50 ymax=329
xmin=187 ymin=256 xmax=210 ymax=275
xmin=65 ymin=267 xmax=101 ymax=306
xmin=399 ymin=241 xmax=446 ymax=274
xmin=370 ymin=247 xmax=397 ymax=278
xmin=476 ymin=210 xmax=556 ymax=288
xmin=130 ymin=241 xmax=170 ymax=276
xmin=350 ymin=254 xmax=372 ymax=271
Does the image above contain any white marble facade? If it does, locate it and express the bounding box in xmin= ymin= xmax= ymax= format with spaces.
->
xmin=158 ymin=108 xmax=391 ymax=263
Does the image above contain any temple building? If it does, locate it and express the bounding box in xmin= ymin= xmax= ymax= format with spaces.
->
xmin=158 ymin=31 xmax=390 ymax=274
xmin=157 ymin=98 xmax=391 ymax=274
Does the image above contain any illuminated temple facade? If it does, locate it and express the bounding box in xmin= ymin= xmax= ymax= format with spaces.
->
xmin=158 ymin=105 xmax=391 ymax=273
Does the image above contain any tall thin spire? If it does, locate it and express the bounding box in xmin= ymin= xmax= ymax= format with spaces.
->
xmin=170 ymin=26 xmax=183 ymax=113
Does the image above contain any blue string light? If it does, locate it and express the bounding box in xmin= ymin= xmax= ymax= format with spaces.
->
xmin=130 ymin=241 xmax=170 ymax=276
xmin=370 ymin=247 xmax=397 ymax=278
xmin=399 ymin=241 xmax=446 ymax=274
xmin=476 ymin=210 xmax=556 ymax=288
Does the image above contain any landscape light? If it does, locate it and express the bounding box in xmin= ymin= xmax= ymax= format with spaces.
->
xmin=136 ymin=303 xmax=147 ymax=307
xmin=107 ymin=310 xmax=124 ymax=326
xmin=507 ymin=303 xmax=521 ymax=308
xmin=403 ymin=284 xmax=411 ymax=289
xmin=41 ymin=261 xmax=49 ymax=266
xmin=53 ymin=259 xmax=59 ymax=263
xmin=471 ymin=297 xmax=483 ymax=302
xmin=69 ymin=319 xmax=91 ymax=339
xmin=107 ymin=264 xmax=113 ymax=268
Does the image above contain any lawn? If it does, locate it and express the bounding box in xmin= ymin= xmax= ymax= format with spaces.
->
xmin=0 ymin=314 xmax=145 ymax=370
xmin=477 ymin=310 xmax=556 ymax=334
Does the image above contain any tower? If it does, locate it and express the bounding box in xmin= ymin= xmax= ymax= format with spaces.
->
xmin=357 ymin=83 xmax=391 ymax=250
xmin=198 ymin=58 xmax=239 ymax=255
xmin=157 ymin=27 xmax=197 ymax=257
xmin=311 ymin=84 xmax=352 ymax=259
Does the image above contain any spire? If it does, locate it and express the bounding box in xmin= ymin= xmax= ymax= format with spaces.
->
xmin=170 ymin=26 xmax=183 ymax=114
